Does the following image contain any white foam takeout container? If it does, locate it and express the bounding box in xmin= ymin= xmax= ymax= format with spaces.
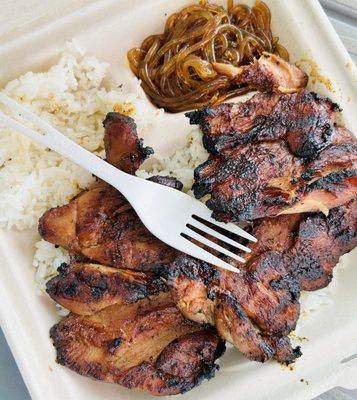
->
xmin=0 ymin=0 xmax=356 ymax=399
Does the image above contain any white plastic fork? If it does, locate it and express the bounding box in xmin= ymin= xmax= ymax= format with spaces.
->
xmin=0 ymin=92 xmax=256 ymax=273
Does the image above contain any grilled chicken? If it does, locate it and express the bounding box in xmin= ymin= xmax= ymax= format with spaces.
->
xmin=39 ymin=181 xmax=179 ymax=270
xmin=187 ymin=90 xmax=357 ymax=221
xmin=157 ymin=256 xmax=301 ymax=364
xmin=39 ymin=113 xmax=180 ymax=270
xmin=247 ymin=199 xmax=357 ymax=291
xmin=50 ymin=292 xmax=224 ymax=396
xmin=157 ymin=200 xmax=356 ymax=364
xmin=104 ymin=112 xmax=153 ymax=173
xmin=288 ymin=200 xmax=357 ymax=290
xmin=187 ymin=90 xmax=339 ymax=156
xmin=46 ymin=262 xmax=167 ymax=315
xmin=238 ymin=53 xmax=308 ymax=94
xmin=43 ymin=108 xmax=356 ymax=390
xmin=213 ymin=53 xmax=308 ymax=94
xmin=49 ymin=203 xmax=356 ymax=364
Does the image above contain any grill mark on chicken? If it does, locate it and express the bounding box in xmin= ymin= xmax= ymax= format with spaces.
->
xmin=246 ymin=200 xmax=357 ymax=290
xmin=263 ymin=336 xmax=302 ymax=364
xmin=147 ymin=175 xmax=184 ymax=191
xmin=46 ymin=263 xmax=168 ymax=315
xmin=156 ymin=201 xmax=356 ymax=363
xmin=306 ymin=170 xmax=356 ymax=191
xmin=187 ymin=91 xmax=357 ymax=221
xmin=39 ymin=181 xmax=179 ymax=270
xmin=50 ymin=292 xmax=224 ymax=395
xmin=154 ymin=331 xmax=225 ymax=393
xmin=157 ymin=255 xmax=301 ymax=364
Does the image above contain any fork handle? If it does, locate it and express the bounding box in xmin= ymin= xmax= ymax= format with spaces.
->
xmin=0 ymin=110 xmax=139 ymax=200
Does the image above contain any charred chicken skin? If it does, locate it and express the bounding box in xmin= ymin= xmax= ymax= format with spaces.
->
xmin=39 ymin=180 xmax=179 ymax=271
xmin=157 ymin=256 xmax=301 ymax=364
xmin=51 ymin=292 xmax=225 ymax=396
xmin=187 ymin=90 xmax=357 ymax=221
xmin=103 ymin=112 xmax=153 ymax=174
xmin=157 ymin=200 xmax=356 ymax=364
xmin=246 ymin=199 xmax=357 ymax=291
xmin=46 ymin=262 xmax=168 ymax=315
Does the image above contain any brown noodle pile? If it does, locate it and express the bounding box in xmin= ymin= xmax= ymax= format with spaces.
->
xmin=127 ymin=0 xmax=289 ymax=112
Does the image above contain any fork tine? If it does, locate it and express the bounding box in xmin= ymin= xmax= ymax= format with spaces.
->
xmin=194 ymin=202 xmax=257 ymax=242
xmin=177 ymin=235 xmax=241 ymax=273
xmin=220 ymin=220 xmax=257 ymax=243
xmin=182 ymin=227 xmax=245 ymax=264
xmin=188 ymin=218 xmax=251 ymax=253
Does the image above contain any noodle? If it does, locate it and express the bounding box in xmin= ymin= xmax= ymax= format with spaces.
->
xmin=127 ymin=0 xmax=288 ymax=112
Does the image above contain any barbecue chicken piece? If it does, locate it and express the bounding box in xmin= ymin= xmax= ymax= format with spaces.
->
xmin=39 ymin=181 xmax=179 ymax=270
xmin=187 ymin=90 xmax=338 ymax=156
xmin=238 ymin=53 xmax=308 ymax=94
xmin=39 ymin=112 xmax=180 ymax=270
xmin=247 ymin=199 xmax=357 ymax=291
xmin=213 ymin=53 xmax=308 ymax=94
xmin=157 ymin=200 xmax=356 ymax=363
xmin=104 ymin=112 xmax=153 ymax=173
xmin=50 ymin=292 xmax=225 ymax=396
xmin=187 ymin=90 xmax=357 ymax=221
xmin=288 ymin=199 xmax=357 ymax=290
xmin=46 ymin=262 xmax=167 ymax=315
xmin=157 ymin=256 xmax=301 ymax=364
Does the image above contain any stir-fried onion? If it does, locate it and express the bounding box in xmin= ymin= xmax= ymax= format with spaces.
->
xmin=128 ymin=0 xmax=289 ymax=112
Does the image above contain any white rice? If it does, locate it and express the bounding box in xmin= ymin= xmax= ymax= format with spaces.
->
xmin=0 ymin=43 xmax=174 ymax=289
xmin=32 ymin=240 xmax=70 ymax=292
xmin=0 ymin=44 xmax=162 ymax=231
xmin=0 ymin=44 xmax=345 ymax=321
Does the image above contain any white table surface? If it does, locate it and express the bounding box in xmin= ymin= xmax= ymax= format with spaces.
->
xmin=0 ymin=1 xmax=356 ymax=399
